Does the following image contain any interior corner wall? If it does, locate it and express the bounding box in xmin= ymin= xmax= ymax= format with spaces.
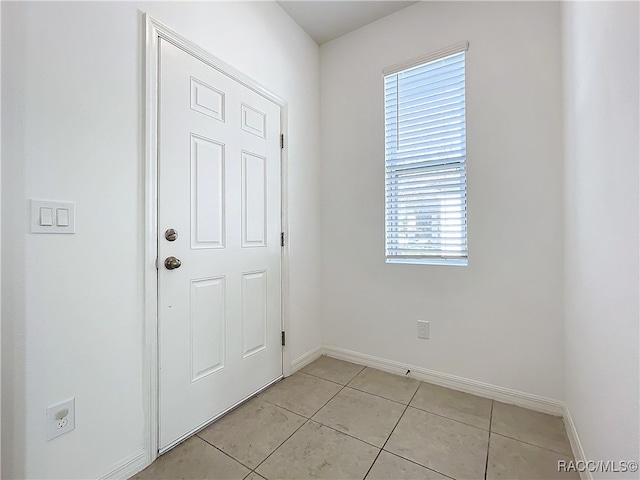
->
xmin=562 ymin=1 xmax=640 ymax=475
xmin=1 ymin=2 xmax=320 ymax=478
xmin=319 ymin=1 xmax=565 ymax=399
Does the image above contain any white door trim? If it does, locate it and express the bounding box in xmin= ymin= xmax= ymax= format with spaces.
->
xmin=143 ymin=14 xmax=290 ymax=466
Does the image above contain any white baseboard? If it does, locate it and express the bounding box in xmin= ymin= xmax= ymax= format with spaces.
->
xmin=563 ymin=405 xmax=591 ymax=479
xmin=98 ymin=450 xmax=147 ymax=480
xmin=290 ymin=346 xmax=323 ymax=373
xmin=322 ymin=345 xmax=565 ymax=416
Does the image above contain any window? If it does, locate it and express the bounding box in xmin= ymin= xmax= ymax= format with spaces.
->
xmin=384 ymin=42 xmax=468 ymax=266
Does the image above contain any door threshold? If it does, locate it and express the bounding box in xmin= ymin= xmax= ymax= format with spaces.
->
xmin=158 ymin=374 xmax=284 ymax=455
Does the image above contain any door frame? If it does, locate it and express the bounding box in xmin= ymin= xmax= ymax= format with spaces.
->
xmin=143 ymin=14 xmax=291 ymax=465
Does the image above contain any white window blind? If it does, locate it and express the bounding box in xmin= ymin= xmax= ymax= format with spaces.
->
xmin=384 ymin=45 xmax=468 ymax=265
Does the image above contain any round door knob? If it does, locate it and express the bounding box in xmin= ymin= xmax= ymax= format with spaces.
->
xmin=165 ymin=228 xmax=178 ymax=242
xmin=164 ymin=256 xmax=182 ymax=270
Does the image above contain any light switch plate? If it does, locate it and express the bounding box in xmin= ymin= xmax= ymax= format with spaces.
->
xmin=30 ymin=200 xmax=75 ymax=234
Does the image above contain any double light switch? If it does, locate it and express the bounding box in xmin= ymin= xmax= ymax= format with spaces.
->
xmin=30 ymin=200 xmax=75 ymax=234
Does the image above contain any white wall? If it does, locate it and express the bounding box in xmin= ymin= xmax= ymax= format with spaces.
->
xmin=562 ymin=1 xmax=640 ymax=475
xmin=320 ymin=1 xmax=565 ymax=399
xmin=1 ymin=2 xmax=321 ymax=478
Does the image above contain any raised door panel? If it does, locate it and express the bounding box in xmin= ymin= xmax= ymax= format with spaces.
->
xmin=241 ymin=151 xmax=267 ymax=247
xmin=241 ymin=270 xmax=267 ymax=358
xmin=191 ymin=135 xmax=225 ymax=249
xmin=191 ymin=77 xmax=225 ymax=121
xmin=241 ymin=103 xmax=266 ymax=138
xmin=190 ymin=277 xmax=226 ymax=382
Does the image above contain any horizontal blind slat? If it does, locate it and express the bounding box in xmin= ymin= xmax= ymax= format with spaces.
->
xmin=386 ymin=199 xmax=466 ymax=209
xmin=386 ymin=124 xmax=464 ymax=145
xmin=386 ymin=77 xmax=465 ymax=104
xmin=388 ymin=142 xmax=466 ymax=161
xmin=386 ymin=209 xmax=467 ymax=216
xmin=386 ymin=161 xmax=466 ymax=175
xmin=390 ymin=113 xmax=466 ymax=134
xmin=387 ymin=185 xmax=466 ymax=196
xmin=387 ymin=225 xmax=467 ymax=231
xmin=387 ymin=245 xmax=467 ymax=250
xmin=386 ymin=173 xmax=466 ymax=187
xmin=397 ymin=55 xmax=465 ymax=81
xmin=394 ymin=103 xmax=465 ymax=124
xmin=385 ymin=83 xmax=465 ymax=107
xmin=387 ymin=249 xmax=468 ymax=255
xmin=386 ymin=234 xmax=467 ymax=240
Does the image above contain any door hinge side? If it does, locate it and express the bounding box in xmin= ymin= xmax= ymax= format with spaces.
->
xmin=281 ymin=331 xmax=286 ymax=346
xmin=280 ymin=133 xmax=284 ymax=149
xmin=281 ymin=232 xmax=285 ymax=247
xmin=155 ymin=258 xmax=159 ymax=270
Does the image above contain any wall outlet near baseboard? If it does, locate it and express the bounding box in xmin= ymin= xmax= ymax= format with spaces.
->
xmin=417 ymin=320 xmax=429 ymax=339
xmin=47 ymin=397 xmax=75 ymax=440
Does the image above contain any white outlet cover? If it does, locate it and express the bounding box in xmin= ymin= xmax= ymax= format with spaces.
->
xmin=47 ymin=397 xmax=75 ymax=440
xmin=417 ymin=320 xmax=429 ymax=339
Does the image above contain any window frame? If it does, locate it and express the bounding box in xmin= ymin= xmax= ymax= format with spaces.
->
xmin=383 ymin=42 xmax=469 ymax=266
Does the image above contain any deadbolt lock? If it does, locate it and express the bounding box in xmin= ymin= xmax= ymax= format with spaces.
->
xmin=164 ymin=256 xmax=182 ymax=270
xmin=165 ymin=228 xmax=178 ymax=241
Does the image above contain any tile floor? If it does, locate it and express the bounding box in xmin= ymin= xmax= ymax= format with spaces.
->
xmin=133 ymin=356 xmax=579 ymax=480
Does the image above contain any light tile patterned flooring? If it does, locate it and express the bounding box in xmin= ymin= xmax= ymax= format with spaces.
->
xmin=133 ymin=356 xmax=579 ymax=480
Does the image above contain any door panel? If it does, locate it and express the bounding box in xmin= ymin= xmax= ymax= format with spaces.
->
xmin=191 ymin=135 xmax=225 ymax=248
xmin=242 ymin=151 xmax=267 ymax=247
xmin=158 ymin=39 xmax=282 ymax=450
xmin=190 ymin=276 xmax=226 ymax=381
xmin=241 ymin=270 xmax=268 ymax=358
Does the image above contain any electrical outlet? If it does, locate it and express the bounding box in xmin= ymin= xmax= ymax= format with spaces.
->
xmin=47 ymin=398 xmax=75 ymax=440
xmin=417 ymin=320 xmax=429 ymax=339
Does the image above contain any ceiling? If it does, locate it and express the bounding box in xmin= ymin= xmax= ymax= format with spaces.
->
xmin=277 ymin=1 xmax=418 ymax=45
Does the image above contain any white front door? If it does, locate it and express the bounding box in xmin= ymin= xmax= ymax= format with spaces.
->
xmin=158 ymin=39 xmax=283 ymax=451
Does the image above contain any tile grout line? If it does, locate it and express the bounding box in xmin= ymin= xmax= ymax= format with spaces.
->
xmin=259 ymin=370 xmax=356 ymax=420
xmin=372 ymin=372 xmax=420 ymax=451
xmin=195 ymin=435 xmax=255 ymax=473
xmin=347 ymin=367 xmax=494 ymax=432
xmin=249 ymin=418 xmax=310 ymax=476
xmin=316 ymin=368 xmax=493 ymax=432
xmin=197 ymin=392 xmax=315 ymax=477
xmin=405 ymin=404 xmax=492 ymax=431
xmin=250 ymin=372 xmax=356 ymax=475
xmin=484 ymin=400 xmax=494 ymax=480
xmin=489 ymin=431 xmax=575 ymax=457
xmin=297 ymin=370 xmax=348 ymax=386
xmin=243 ymin=468 xmax=265 ymax=480
xmin=305 ymin=370 xmax=357 ymax=421
xmin=258 ymin=398 xmax=312 ymax=420
xmin=375 ymin=385 xmax=458 ymax=480
xmin=347 ymin=371 xmax=494 ymax=435
xmin=362 ymin=383 xmax=421 ymax=480
xmin=301 ymin=366 xmax=366 ymax=386
xmin=307 ymin=418 xmax=383 ymax=450
xmin=490 ymin=402 xmax=574 ymax=456
xmin=344 ymin=384 xmax=414 ymax=406
xmin=381 ymin=450 xmax=456 ymax=480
